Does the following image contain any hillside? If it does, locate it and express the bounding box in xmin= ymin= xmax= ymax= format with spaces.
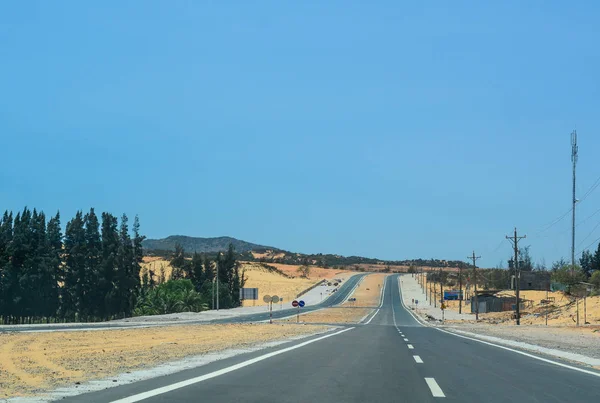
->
xmin=143 ymin=235 xmax=468 ymax=269
xmin=142 ymin=235 xmax=272 ymax=253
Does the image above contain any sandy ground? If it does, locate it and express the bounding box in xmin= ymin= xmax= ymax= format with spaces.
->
xmin=140 ymin=258 xmax=174 ymax=281
xmin=277 ymin=307 xmax=373 ymax=324
xmin=424 ymin=278 xmax=600 ymax=326
xmin=0 ymin=323 xmax=326 ymax=399
xmin=342 ymin=273 xmax=388 ymax=307
xmin=240 ymin=263 xmax=354 ymax=307
xmin=239 ymin=262 xmax=316 ymax=307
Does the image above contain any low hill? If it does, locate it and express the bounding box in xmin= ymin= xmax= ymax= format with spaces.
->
xmin=143 ymin=235 xmax=468 ymax=270
xmin=142 ymin=235 xmax=272 ymax=253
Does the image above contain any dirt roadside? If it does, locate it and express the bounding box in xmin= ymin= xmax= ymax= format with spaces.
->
xmin=342 ymin=273 xmax=387 ymax=307
xmin=0 ymin=323 xmax=328 ymax=400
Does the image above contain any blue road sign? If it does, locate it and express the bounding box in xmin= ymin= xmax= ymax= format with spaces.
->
xmin=298 ymin=300 xmax=305 ymax=308
xmin=415 ymin=299 xmax=419 ymax=305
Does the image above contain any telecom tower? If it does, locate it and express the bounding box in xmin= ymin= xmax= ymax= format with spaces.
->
xmin=571 ymin=130 xmax=578 ymax=273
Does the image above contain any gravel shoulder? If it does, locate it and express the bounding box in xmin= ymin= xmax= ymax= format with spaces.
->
xmin=443 ymin=323 xmax=600 ymax=362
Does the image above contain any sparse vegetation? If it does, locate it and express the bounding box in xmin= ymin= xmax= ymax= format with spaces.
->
xmin=297 ymin=265 xmax=311 ymax=278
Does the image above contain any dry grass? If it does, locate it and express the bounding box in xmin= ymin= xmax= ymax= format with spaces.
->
xmin=0 ymin=323 xmax=326 ymax=399
xmin=239 ymin=262 xmax=316 ymax=307
xmin=263 ymin=263 xmax=352 ymax=280
xmin=277 ymin=307 xmax=373 ymax=324
xmin=342 ymin=273 xmax=388 ymax=307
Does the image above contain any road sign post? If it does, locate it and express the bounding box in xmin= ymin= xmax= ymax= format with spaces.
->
xmin=264 ymin=295 xmax=280 ymax=324
xmin=292 ymin=300 xmax=299 ymax=322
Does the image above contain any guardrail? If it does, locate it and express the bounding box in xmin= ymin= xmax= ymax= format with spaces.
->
xmin=295 ymin=279 xmax=327 ymax=298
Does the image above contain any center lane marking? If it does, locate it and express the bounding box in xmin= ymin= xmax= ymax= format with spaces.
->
xmin=425 ymin=378 xmax=446 ymax=398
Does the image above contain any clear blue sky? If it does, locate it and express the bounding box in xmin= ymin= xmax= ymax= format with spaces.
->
xmin=2 ymin=1 xmax=599 ymax=267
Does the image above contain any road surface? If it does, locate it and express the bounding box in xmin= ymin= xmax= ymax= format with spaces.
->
xmin=0 ymin=273 xmax=367 ymax=333
xmin=64 ymin=274 xmax=600 ymax=402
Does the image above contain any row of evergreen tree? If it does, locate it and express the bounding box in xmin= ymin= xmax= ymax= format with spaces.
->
xmin=0 ymin=207 xmax=144 ymax=324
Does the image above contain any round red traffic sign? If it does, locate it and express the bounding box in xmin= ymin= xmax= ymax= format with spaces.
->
xmin=292 ymin=300 xmax=299 ymax=307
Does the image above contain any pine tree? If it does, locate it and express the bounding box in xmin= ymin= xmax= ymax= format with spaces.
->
xmin=592 ymin=242 xmax=600 ymax=273
xmin=203 ymin=255 xmax=214 ymax=281
xmin=221 ymin=244 xmax=237 ymax=298
xmin=190 ymin=252 xmax=205 ymax=292
xmin=100 ymin=212 xmax=119 ymax=319
xmin=63 ymin=211 xmax=86 ymax=319
xmin=44 ymin=212 xmax=62 ymax=319
xmin=11 ymin=208 xmax=33 ymax=318
xmin=115 ymin=214 xmax=134 ymax=317
xmin=170 ymin=243 xmax=186 ymax=280
xmin=83 ymin=209 xmax=102 ymax=318
xmin=0 ymin=211 xmax=13 ymax=319
xmin=25 ymin=209 xmax=48 ymax=318
xmin=132 ymin=215 xmax=145 ymax=293
xmin=580 ymin=250 xmax=594 ymax=277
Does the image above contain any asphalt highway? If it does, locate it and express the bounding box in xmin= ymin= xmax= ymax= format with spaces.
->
xmin=0 ymin=273 xmax=367 ymax=333
xmin=64 ymin=274 xmax=600 ymax=402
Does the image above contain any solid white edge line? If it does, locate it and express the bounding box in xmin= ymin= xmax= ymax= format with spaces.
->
xmin=434 ymin=327 xmax=600 ymax=379
xmin=413 ymin=355 xmax=424 ymax=364
xmin=425 ymin=377 xmax=445 ymax=397
xmin=397 ymin=274 xmax=600 ymax=379
xmin=407 ymin=344 xmax=414 ymax=349
xmin=109 ymin=327 xmax=355 ymax=403
xmin=378 ymin=275 xmax=388 ymax=308
xmin=364 ymin=309 xmax=380 ymax=325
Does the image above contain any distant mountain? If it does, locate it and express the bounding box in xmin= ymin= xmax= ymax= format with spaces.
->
xmin=142 ymin=235 xmax=272 ymax=253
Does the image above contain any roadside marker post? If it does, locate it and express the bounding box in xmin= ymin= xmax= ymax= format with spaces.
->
xmin=292 ymin=300 xmax=299 ymax=322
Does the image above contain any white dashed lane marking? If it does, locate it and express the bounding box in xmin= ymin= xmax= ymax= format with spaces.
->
xmin=425 ymin=378 xmax=445 ymax=398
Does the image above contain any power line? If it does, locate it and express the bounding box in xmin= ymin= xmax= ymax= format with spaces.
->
xmin=576 ymin=206 xmax=600 ymax=228
xmin=578 ymin=174 xmax=600 ymax=203
xmin=576 ymin=220 xmax=600 ymax=251
xmin=576 ymin=234 xmax=600 ymax=256
xmin=535 ymin=208 xmax=572 ymax=236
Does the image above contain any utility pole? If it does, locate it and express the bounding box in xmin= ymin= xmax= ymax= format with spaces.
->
xmin=428 ymin=278 xmax=432 ymax=304
xmin=506 ymin=228 xmax=526 ymax=325
xmin=216 ymin=256 xmax=220 ymax=311
xmin=571 ymin=130 xmax=578 ymax=275
xmin=423 ymin=270 xmax=429 ymax=302
xmin=469 ymin=252 xmax=481 ymax=320
xmin=439 ymin=268 xmax=443 ymax=306
xmin=458 ymin=264 xmax=463 ymax=314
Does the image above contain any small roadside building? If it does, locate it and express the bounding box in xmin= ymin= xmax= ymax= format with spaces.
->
xmin=470 ymin=292 xmax=527 ymax=314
